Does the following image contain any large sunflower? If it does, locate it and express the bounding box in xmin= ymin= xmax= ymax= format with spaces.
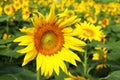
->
xmin=14 ymin=5 xmax=86 ymax=77
xmin=75 ymin=21 xmax=103 ymax=42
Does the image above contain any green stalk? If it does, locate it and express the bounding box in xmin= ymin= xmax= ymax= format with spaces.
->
xmin=6 ymin=19 xmax=9 ymax=33
xmin=37 ymin=68 xmax=41 ymax=80
xmin=83 ymin=52 xmax=88 ymax=76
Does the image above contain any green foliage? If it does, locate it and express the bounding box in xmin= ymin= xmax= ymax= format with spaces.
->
xmin=100 ymin=71 xmax=120 ymax=80
xmin=0 ymin=15 xmax=11 ymax=22
xmin=0 ymin=65 xmax=36 ymax=80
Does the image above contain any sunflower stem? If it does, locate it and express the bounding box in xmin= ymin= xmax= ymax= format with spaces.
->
xmin=37 ymin=68 xmax=41 ymax=80
xmin=83 ymin=52 xmax=88 ymax=76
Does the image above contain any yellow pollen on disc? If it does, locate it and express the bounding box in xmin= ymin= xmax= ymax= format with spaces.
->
xmin=41 ymin=31 xmax=57 ymax=50
xmin=83 ymin=29 xmax=94 ymax=37
xmin=34 ymin=26 xmax=64 ymax=56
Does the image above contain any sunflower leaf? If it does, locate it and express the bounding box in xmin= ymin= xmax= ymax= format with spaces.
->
xmin=100 ymin=71 xmax=120 ymax=80
xmin=0 ymin=15 xmax=11 ymax=22
xmin=0 ymin=65 xmax=36 ymax=80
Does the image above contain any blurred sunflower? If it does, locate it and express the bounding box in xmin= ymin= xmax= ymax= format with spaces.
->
xmin=22 ymin=9 xmax=31 ymax=20
xmin=13 ymin=1 xmax=21 ymax=11
xmin=75 ymin=22 xmax=103 ymax=42
xmin=99 ymin=18 xmax=109 ymax=28
xmin=0 ymin=6 xmax=2 ymax=16
xmin=92 ymin=48 xmax=107 ymax=61
xmin=87 ymin=16 xmax=97 ymax=24
xmin=2 ymin=33 xmax=11 ymax=40
xmin=4 ymin=4 xmax=14 ymax=16
xmin=14 ymin=5 xmax=86 ymax=77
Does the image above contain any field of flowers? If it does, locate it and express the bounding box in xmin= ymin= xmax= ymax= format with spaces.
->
xmin=0 ymin=0 xmax=120 ymax=80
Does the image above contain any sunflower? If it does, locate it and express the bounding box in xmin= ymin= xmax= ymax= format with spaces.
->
xmin=22 ymin=9 xmax=31 ymax=20
xmin=99 ymin=18 xmax=109 ymax=28
xmin=92 ymin=47 xmax=107 ymax=61
xmin=14 ymin=5 xmax=86 ymax=77
xmin=13 ymin=1 xmax=21 ymax=11
xmin=2 ymin=33 xmax=11 ymax=40
xmin=87 ymin=16 xmax=97 ymax=24
xmin=96 ymin=64 xmax=107 ymax=70
xmin=4 ymin=4 xmax=14 ymax=16
xmin=75 ymin=21 xmax=103 ymax=42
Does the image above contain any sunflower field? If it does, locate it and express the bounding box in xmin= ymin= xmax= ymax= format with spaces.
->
xmin=0 ymin=0 xmax=120 ymax=80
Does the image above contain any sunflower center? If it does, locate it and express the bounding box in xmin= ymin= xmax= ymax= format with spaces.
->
xmin=34 ymin=26 xmax=64 ymax=56
xmin=41 ymin=31 xmax=57 ymax=50
xmin=83 ymin=29 xmax=94 ymax=37
xmin=102 ymin=19 xmax=107 ymax=25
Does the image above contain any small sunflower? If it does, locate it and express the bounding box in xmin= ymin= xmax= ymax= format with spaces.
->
xmin=87 ymin=16 xmax=97 ymax=24
xmin=99 ymin=18 xmax=109 ymax=28
xmin=4 ymin=4 xmax=14 ymax=16
xmin=22 ymin=9 xmax=31 ymax=20
xmin=75 ymin=21 xmax=103 ymax=42
xmin=96 ymin=64 xmax=107 ymax=70
xmin=14 ymin=5 xmax=86 ymax=77
xmin=13 ymin=1 xmax=21 ymax=11
xmin=2 ymin=33 xmax=11 ymax=40
xmin=92 ymin=47 xmax=108 ymax=61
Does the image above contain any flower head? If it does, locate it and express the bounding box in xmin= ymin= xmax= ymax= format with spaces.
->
xmin=99 ymin=18 xmax=109 ymax=28
xmin=14 ymin=5 xmax=86 ymax=77
xmin=92 ymin=47 xmax=108 ymax=61
xmin=4 ymin=4 xmax=14 ymax=16
xmin=75 ymin=21 xmax=103 ymax=42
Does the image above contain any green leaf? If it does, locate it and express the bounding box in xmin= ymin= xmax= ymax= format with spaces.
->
xmin=0 ymin=37 xmax=15 ymax=45
xmin=0 ymin=74 xmax=16 ymax=80
xmin=100 ymin=71 xmax=120 ymax=80
xmin=0 ymin=15 xmax=11 ymax=22
xmin=0 ymin=47 xmax=22 ymax=58
xmin=94 ymin=0 xmax=118 ymax=3
xmin=110 ymin=23 xmax=120 ymax=33
xmin=0 ymin=43 xmax=23 ymax=58
xmin=0 ymin=65 xmax=36 ymax=80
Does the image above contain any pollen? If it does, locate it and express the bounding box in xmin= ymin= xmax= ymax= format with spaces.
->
xmin=83 ymin=29 xmax=94 ymax=37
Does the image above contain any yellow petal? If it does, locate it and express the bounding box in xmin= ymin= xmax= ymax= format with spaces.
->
xmin=64 ymin=48 xmax=80 ymax=65
xmin=64 ymin=36 xmax=87 ymax=46
xmin=47 ymin=4 xmax=56 ymax=24
xmin=44 ymin=56 xmax=54 ymax=77
xmin=14 ymin=35 xmax=30 ymax=42
xmin=41 ymin=55 xmax=46 ymax=75
xmin=19 ymin=27 xmax=35 ymax=34
xmin=17 ymin=43 xmax=34 ymax=53
xmin=58 ymin=59 xmax=67 ymax=73
xmin=22 ymin=49 xmax=37 ymax=66
xmin=64 ymin=43 xmax=86 ymax=52
xmin=31 ymin=12 xmax=46 ymax=28
xmin=14 ymin=35 xmax=33 ymax=45
xmin=58 ymin=16 xmax=79 ymax=28
xmin=53 ymin=57 xmax=60 ymax=75
xmin=54 ymin=54 xmax=67 ymax=70
xmin=62 ymin=27 xmax=73 ymax=33
xmin=58 ymin=9 xmax=68 ymax=17
xmin=36 ymin=53 xmax=43 ymax=71
xmin=59 ymin=48 xmax=81 ymax=66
